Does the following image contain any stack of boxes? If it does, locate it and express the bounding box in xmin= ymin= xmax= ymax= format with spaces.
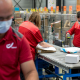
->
xmin=14 ymin=7 xmax=24 ymax=30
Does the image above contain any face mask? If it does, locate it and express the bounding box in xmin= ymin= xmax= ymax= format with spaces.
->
xmin=78 ymin=22 xmax=80 ymax=25
xmin=0 ymin=19 xmax=12 ymax=33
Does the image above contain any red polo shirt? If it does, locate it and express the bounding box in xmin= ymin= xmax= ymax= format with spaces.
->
xmin=67 ymin=21 xmax=80 ymax=47
xmin=0 ymin=27 xmax=32 ymax=80
xmin=19 ymin=21 xmax=43 ymax=60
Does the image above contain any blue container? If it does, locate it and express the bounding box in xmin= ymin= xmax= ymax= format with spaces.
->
xmin=44 ymin=39 xmax=48 ymax=42
xmin=15 ymin=7 xmax=19 ymax=11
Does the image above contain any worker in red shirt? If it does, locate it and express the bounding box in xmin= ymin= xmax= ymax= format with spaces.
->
xmin=66 ymin=11 xmax=80 ymax=47
xmin=19 ymin=12 xmax=55 ymax=80
xmin=0 ymin=0 xmax=39 ymax=80
xmin=66 ymin=11 xmax=80 ymax=80
xmin=19 ymin=12 xmax=54 ymax=60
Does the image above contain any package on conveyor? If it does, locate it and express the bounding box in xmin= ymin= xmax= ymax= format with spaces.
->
xmin=60 ymin=47 xmax=80 ymax=63
xmin=36 ymin=44 xmax=56 ymax=53
xmin=65 ymin=54 xmax=79 ymax=63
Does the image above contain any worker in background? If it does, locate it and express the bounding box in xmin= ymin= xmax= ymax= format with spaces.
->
xmin=18 ymin=12 xmax=54 ymax=80
xmin=0 ymin=0 xmax=39 ymax=80
xmin=19 ymin=12 xmax=54 ymax=60
xmin=66 ymin=11 xmax=80 ymax=80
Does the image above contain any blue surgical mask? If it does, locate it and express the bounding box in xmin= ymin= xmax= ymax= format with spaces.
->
xmin=0 ymin=19 xmax=12 ymax=33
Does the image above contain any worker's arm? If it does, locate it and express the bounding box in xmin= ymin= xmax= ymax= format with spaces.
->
xmin=19 ymin=36 xmax=39 ymax=80
xmin=21 ymin=60 xmax=39 ymax=80
xmin=66 ymin=23 xmax=76 ymax=36
xmin=39 ymin=41 xmax=53 ymax=47
xmin=66 ymin=23 xmax=76 ymax=38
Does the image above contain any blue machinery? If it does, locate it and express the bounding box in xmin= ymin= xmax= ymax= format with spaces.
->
xmin=35 ymin=52 xmax=80 ymax=80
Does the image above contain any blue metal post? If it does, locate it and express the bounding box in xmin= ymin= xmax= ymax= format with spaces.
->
xmin=55 ymin=66 xmax=59 ymax=74
xmin=69 ymin=69 xmax=72 ymax=74
xmin=63 ymin=75 xmax=66 ymax=80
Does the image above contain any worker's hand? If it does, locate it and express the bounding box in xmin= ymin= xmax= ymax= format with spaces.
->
xmin=66 ymin=33 xmax=70 ymax=38
xmin=47 ymin=45 xmax=54 ymax=47
xmin=39 ymin=42 xmax=54 ymax=48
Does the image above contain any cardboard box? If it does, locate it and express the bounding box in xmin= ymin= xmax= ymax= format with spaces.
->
xmin=44 ymin=16 xmax=48 ymax=39
xmin=15 ymin=18 xmax=23 ymax=22
xmin=64 ymin=20 xmax=70 ymax=27
xmin=56 ymin=11 xmax=59 ymax=14
xmin=63 ymin=11 xmax=66 ymax=14
xmin=15 ymin=13 xmax=20 ymax=18
xmin=15 ymin=11 xmax=20 ymax=18
xmin=15 ymin=18 xmax=23 ymax=25
xmin=15 ymin=11 xmax=20 ymax=13
xmin=53 ymin=22 xmax=61 ymax=39
xmin=54 ymin=27 xmax=70 ymax=40
xmin=77 ymin=0 xmax=80 ymax=5
xmin=45 ymin=16 xmax=48 ymax=26
xmin=36 ymin=48 xmax=56 ymax=53
xmin=54 ymin=23 xmax=61 ymax=28
xmin=69 ymin=11 xmax=72 ymax=14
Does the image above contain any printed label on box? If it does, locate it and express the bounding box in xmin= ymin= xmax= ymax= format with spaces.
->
xmin=38 ymin=50 xmax=41 ymax=53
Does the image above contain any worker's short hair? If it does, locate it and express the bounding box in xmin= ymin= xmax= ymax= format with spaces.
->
xmin=77 ymin=11 xmax=80 ymax=18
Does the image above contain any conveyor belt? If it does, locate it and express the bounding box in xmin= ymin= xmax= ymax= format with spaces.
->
xmin=38 ymin=45 xmax=80 ymax=72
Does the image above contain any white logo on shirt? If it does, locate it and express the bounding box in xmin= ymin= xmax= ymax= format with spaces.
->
xmin=6 ymin=42 xmax=17 ymax=49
